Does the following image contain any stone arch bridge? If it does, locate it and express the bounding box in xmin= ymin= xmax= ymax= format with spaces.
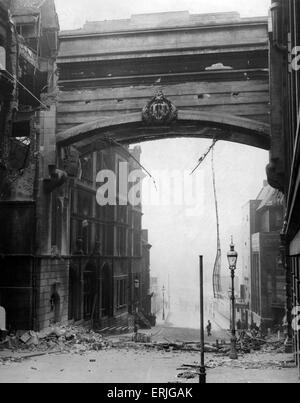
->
xmin=55 ymin=11 xmax=270 ymax=155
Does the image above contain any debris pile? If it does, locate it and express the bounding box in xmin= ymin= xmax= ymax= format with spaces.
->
xmin=236 ymin=332 xmax=287 ymax=354
xmin=0 ymin=325 xmax=110 ymax=357
xmin=235 ymin=332 xmax=267 ymax=354
xmin=151 ymin=342 xmax=218 ymax=353
xmin=122 ymin=338 xmax=219 ymax=353
xmin=209 ymin=333 xmax=286 ymax=356
xmin=176 ymin=352 xmax=296 ymax=380
xmin=126 ymin=331 xmax=285 ymax=356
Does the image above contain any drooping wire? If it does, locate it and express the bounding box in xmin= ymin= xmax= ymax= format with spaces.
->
xmin=211 ymin=146 xmax=222 ymax=299
xmin=190 ymin=139 xmax=221 ymax=298
xmin=190 ymin=139 xmax=217 ymax=175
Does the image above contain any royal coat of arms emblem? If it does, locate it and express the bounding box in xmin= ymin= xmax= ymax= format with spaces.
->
xmin=142 ymin=91 xmax=178 ymax=125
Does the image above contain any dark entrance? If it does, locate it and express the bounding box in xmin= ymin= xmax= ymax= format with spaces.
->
xmin=68 ymin=265 xmax=81 ymax=321
xmin=0 ymin=202 xmax=36 ymax=330
xmin=83 ymin=263 xmax=97 ymax=320
xmin=50 ymin=283 xmax=61 ymax=324
xmin=101 ymin=263 xmax=113 ymax=319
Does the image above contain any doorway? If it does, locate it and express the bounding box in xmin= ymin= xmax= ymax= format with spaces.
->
xmin=101 ymin=263 xmax=113 ymax=319
xmin=68 ymin=265 xmax=81 ymax=321
xmin=83 ymin=263 xmax=97 ymax=320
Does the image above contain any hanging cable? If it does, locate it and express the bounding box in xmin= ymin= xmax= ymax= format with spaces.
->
xmin=190 ymin=139 xmax=221 ymax=299
xmin=190 ymin=139 xmax=217 ymax=175
xmin=211 ymin=146 xmax=222 ymax=299
xmin=3 ymin=69 xmax=49 ymax=110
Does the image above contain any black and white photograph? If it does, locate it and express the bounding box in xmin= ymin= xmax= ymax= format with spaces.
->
xmin=0 ymin=0 xmax=300 ymax=387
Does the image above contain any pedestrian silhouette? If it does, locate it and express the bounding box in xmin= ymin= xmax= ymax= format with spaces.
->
xmin=206 ymin=320 xmax=212 ymax=337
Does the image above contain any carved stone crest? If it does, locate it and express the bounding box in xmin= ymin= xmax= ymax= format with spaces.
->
xmin=142 ymin=91 xmax=178 ymax=125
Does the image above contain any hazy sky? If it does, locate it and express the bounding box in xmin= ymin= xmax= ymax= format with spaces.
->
xmin=54 ymin=0 xmax=271 ymax=313
xmin=55 ymin=0 xmax=271 ymax=30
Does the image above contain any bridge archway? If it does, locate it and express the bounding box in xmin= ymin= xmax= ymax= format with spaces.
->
xmin=56 ymin=109 xmax=270 ymax=153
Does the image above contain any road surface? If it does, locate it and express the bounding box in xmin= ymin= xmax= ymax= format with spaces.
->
xmin=153 ymin=309 xmax=230 ymax=344
xmin=0 ymin=347 xmax=298 ymax=383
xmin=0 ymin=312 xmax=298 ymax=383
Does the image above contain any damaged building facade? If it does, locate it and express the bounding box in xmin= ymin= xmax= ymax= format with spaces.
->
xmin=0 ymin=0 xmax=60 ymax=331
xmin=0 ymin=1 xmax=153 ymax=333
xmin=240 ymin=182 xmax=285 ymax=331
xmin=268 ymin=0 xmax=300 ymax=372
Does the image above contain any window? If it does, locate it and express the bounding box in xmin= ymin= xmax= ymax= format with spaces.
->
xmin=133 ymin=230 xmax=141 ymax=257
xmin=128 ymin=229 xmax=133 ymax=257
xmin=117 ymin=206 xmax=128 ymax=224
xmin=71 ymin=218 xmax=92 ymax=255
xmin=16 ymin=23 xmax=36 ymax=38
xmin=80 ymin=154 xmax=93 ymax=186
xmin=133 ymin=211 xmax=142 ymax=230
xmin=99 ymin=224 xmax=114 ymax=256
xmin=77 ymin=189 xmax=93 ymax=218
xmin=117 ymin=226 xmax=127 ymax=256
xmin=251 ymin=252 xmax=261 ymax=315
xmin=9 ymin=137 xmax=30 ymax=171
xmin=16 ymin=23 xmax=39 ymax=52
xmin=117 ymin=279 xmax=127 ymax=308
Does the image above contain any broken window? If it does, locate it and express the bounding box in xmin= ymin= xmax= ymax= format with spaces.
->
xmin=9 ymin=137 xmax=30 ymax=171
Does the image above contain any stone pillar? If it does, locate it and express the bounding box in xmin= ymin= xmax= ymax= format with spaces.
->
xmin=267 ymin=1 xmax=286 ymax=193
xmin=281 ymin=230 xmax=294 ymax=353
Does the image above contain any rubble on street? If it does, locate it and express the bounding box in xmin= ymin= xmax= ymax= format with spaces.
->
xmin=0 ymin=325 xmax=289 ymax=361
xmin=117 ymin=330 xmax=287 ymax=356
xmin=0 ymin=324 xmax=298 ymax=383
xmin=0 ymin=324 xmax=110 ymax=361
xmin=176 ymin=348 xmax=297 ymax=380
xmin=0 ymin=324 xmax=296 ymax=381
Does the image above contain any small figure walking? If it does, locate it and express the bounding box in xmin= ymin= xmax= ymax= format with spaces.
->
xmin=206 ymin=320 xmax=212 ymax=337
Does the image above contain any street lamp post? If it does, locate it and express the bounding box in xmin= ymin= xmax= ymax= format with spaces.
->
xmin=227 ymin=238 xmax=238 ymax=360
xmin=228 ymin=288 xmax=232 ymax=330
xmin=199 ymin=256 xmax=206 ymax=384
xmin=162 ymin=285 xmax=166 ymax=321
